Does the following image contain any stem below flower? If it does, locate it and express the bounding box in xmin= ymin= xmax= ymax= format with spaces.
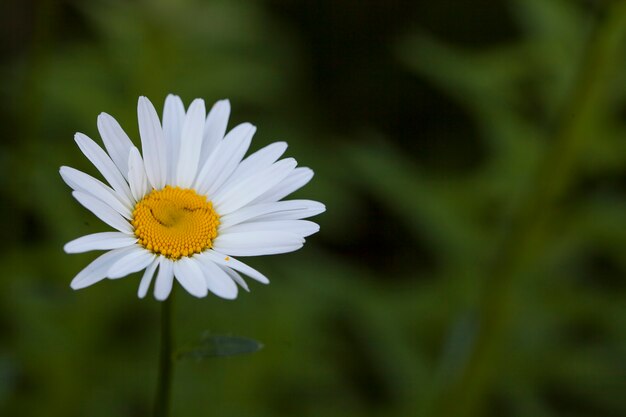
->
xmin=154 ymin=291 xmax=174 ymax=417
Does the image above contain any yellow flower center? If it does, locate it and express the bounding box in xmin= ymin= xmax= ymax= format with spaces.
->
xmin=132 ymin=186 xmax=219 ymax=260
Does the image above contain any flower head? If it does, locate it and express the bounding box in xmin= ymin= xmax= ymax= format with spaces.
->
xmin=61 ymin=95 xmax=324 ymax=300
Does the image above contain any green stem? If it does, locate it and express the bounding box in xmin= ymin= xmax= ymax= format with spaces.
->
xmin=154 ymin=291 xmax=174 ymax=417
xmin=433 ymin=3 xmax=626 ymax=417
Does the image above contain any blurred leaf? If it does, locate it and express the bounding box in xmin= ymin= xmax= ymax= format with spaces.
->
xmin=177 ymin=333 xmax=263 ymax=360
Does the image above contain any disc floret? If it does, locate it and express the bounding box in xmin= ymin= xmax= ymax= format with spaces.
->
xmin=132 ymin=186 xmax=219 ymax=260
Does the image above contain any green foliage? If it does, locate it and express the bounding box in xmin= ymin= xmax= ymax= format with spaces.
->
xmin=1 ymin=0 xmax=626 ymax=416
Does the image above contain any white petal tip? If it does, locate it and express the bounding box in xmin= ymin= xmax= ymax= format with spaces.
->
xmin=154 ymin=288 xmax=173 ymax=301
xmin=214 ymin=99 xmax=230 ymax=109
xmin=283 ymin=157 xmax=298 ymax=169
xmin=138 ymin=96 xmax=153 ymax=109
xmin=70 ymin=280 xmax=87 ymax=290
xmin=241 ymin=122 xmax=256 ymax=132
xmin=74 ymin=132 xmax=87 ymax=143
xmin=190 ymin=97 xmax=206 ymax=107
xmin=97 ymin=112 xmax=114 ymax=125
xmin=218 ymin=293 xmax=238 ymax=300
xmin=192 ymin=291 xmax=209 ymax=299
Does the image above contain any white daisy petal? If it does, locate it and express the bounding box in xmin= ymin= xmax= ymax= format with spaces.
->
xmin=138 ymin=96 xmax=167 ymax=189
xmin=64 ymin=232 xmax=137 ymax=253
xmin=195 ymin=255 xmax=239 ymax=299
xmin=212 ymin=158 xmax=297 ymax=215
xmin=219 ymin=200 xmax=326 ymax=228
xmin=252 ymin=167 xmax=314 ymax=204
xmin=194 ymin=123 xmax=255 ymax=195
xmin=173 ymin=257 xmax=208 ymax=298
xmin=219 ymin=265 xmax=249 ymax=291
xmin=97 ymin=113 xmax=134 ymax=180
xmin=138 ymin=258 xmax=159 ymax=298
xmin=162 ymin=94 xmax=186 ymax=184
xmin=108 ymin=246 xmax=156 ymax=279
xmin=219 ymin=141 xmax=288 ymax=191
xmin=200 ymin=99 xmax=230 ymax=163
xmin=60 ymin=166 xmax=132 ymax=218
xmin=222 ymin=220 xmax=319 ymax=237
xmin=154 ymin=257 xmax=174 ymax=301
xmin=213 ymin=231 xmax=304 ymax=256
xmin=176 ymin=99 xmax=206 ymax=188
xmin=128 ymin=147 xmax=150 ymax=202
xmin=254 ymin=201 xmax=326 ymax=222
xmin=74 ymin=132 xmax=134 ymax=204
xmin=72 ymin=191 xmax=133 ymax=234
xmin=70 ymin=246 xmax=137 ymax=290
xmin=203 ymin=250 xmax=269 ymax=284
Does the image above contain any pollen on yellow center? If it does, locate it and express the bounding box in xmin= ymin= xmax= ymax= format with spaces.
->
xmin=132 ymin=186 xmax=219 ymax=260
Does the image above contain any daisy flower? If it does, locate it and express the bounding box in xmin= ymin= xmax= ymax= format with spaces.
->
xmin=61 ymin=95 xmax=325 ymax=300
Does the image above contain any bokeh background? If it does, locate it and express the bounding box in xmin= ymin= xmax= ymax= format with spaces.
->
xmin=2 ymin=0 xmax=626 ymax=416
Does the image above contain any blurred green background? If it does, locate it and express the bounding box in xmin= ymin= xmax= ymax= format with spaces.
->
xmin=2 ymin=0 xmax=626 ymax=416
